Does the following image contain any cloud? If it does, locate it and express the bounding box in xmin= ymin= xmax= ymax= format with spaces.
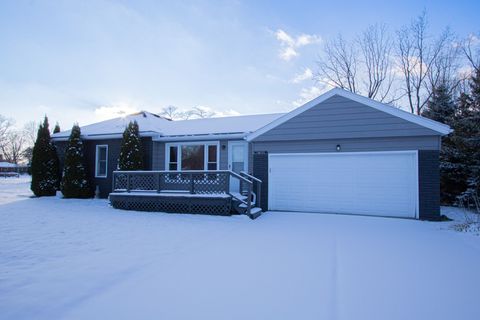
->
xmin=291 ymin=68 xmax=313 ymax=83
xmin=94 ymin=104 xmax=140 ymax=121
xmin=293 ymin=84 xmax=329 ymax=107
xmin=275 ymin=29 xmax=321 ymax=61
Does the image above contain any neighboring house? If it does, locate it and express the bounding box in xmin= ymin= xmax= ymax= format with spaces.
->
xmin=0 ymin=161 xmax=29 ymax=176
xmin=52 ymin=88 xmax=451 ymax=220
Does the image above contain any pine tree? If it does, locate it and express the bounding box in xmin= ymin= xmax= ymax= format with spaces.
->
xmin=422 ymin=84 xmax=460 ymax=204
xmin=53 ymin=123 xmax=61 ymax=134
xmin=30 ymin=116 xmax=60 ymax=196
xmin=60 ymin=124 xmax=92 ymax=198
xmin=464 ymin=69 xmax=480 ymax=194
xmin=118 ymin=121 xmax=144 ymax=170
xmin=422 ymin=84 xmax=456 ymax=124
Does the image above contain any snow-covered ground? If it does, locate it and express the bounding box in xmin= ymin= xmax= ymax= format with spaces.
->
xmin=0 ymin=178 xmax=479 ymax=320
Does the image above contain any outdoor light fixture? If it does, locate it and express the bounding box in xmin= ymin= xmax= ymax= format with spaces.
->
xmin=222 ymin=144 xmax=226 ymax=150
xmin=336 ymin=144 xmax=341 ymax=152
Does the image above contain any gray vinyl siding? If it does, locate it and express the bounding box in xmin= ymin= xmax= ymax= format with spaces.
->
xmin=219 ymin=140 xmax=228 ymax=170
xmin=253 ymin=136 xmax=441 ymax=154
xmin=152 ymin=141 xmax=165 ymax=170
xmin=254 ymin=95 xmax=439 ymax=142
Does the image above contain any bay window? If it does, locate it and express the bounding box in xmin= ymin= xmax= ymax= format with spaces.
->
xmin=166 ymin=142 xmax=219 ymax=171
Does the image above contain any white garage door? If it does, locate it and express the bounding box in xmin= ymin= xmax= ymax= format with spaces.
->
xmin=268 ymin=151 xmax=418 ymax=218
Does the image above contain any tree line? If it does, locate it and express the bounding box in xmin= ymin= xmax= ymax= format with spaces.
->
xmin=315 ymin=11 xmax=479 ymax=115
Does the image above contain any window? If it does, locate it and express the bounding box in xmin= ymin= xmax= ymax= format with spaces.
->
xmin=169 ymin=146 xmax=178 ymax=170
xmin=166 ymin=142 xmax=219 ymax=171
xmin=207 ymin=145 xmax=217 ymax=170
xmin=95 ymin=145 xmax=108 ymax=178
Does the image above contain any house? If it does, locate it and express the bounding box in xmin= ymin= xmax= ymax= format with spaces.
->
xmin=52 ymin=88 xmax=451 ymax=220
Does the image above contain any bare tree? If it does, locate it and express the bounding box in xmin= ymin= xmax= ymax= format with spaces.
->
xmin=160 ymin=106 xmax=179 ymax=120
xmin=396 ymin=11 xmax=457 ymax=114
xmin=316 ymin=34 xmax=358 ymax=93
xmin=23 ymin=121 xmax=38 ymax=147
xmin=189 ymin=106 xmax=215 ymax=119
xmin=0 ymin=115 xmax=14 ymax=160
xmin=1 ymin=130 xmax=26 ymax=164
xmin=315 ymin=25 xmax=397 ymax=102
xmin=462 ymin=33 xmax=480 ymax=72
xmin=358 ymin=24 xmax=396 ymax=101
xmin=159 ymin=105 xmax=196 ymax=120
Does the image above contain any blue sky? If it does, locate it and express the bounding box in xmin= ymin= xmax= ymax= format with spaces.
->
xmin=0 ymin=0 xmax=479 ymax=129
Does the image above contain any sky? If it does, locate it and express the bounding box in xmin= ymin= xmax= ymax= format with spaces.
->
xmin=0 ymin=0 xmax=479 ymax=129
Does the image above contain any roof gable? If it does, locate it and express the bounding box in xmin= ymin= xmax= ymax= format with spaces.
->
xmin=246 ymin=88 xmax=451 ymax=141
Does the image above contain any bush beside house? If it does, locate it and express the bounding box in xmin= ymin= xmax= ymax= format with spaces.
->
xmin=30 ymin=116 xmax=60 ymax=196
xmin=60 ymin=124 xmax=92 ymax=198
xmin=118 ymin=121 xmax=144 ymax=171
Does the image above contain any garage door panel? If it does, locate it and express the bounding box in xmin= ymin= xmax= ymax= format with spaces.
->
xmin=269 ymin=152 xmax=417 ymax=218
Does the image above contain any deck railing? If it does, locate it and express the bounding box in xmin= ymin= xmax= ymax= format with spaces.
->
xmin=112 ymin=170 xmax=260 ymax=214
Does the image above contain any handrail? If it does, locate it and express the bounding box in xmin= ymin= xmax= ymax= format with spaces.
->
xmin=240 ymin=171 xmax=262 ymax=184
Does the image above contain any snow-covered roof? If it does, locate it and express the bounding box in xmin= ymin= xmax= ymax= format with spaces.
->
xmin=51 ymin=111 xmax=285 ymax=141
xmin=160 ymin=113 xmax=284 ymax=136
xmin=52 ymin=111 xmax=171 ymax=140
xmin=0 ymin=161 xmax=17 ymax=168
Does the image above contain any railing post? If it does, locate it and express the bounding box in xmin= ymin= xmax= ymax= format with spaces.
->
xmin=112 ymin=172 xmax=115 ymax=192
xmin=190 ymin=173 xmax=194 ymax=194
xmin=247 ymin=182 xmax=252 ymax=215
xmin=126 ymin=173 xmax=131 ymax=193
xmin=257 ymin=182 xmax=261 ymax=209
xmin=224 ymin=172 xmax=229 ymax=193
xmin=157 ymin=172 xmax=161 ymax=193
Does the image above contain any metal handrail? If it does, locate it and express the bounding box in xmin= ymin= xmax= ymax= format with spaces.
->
xmin=240 ymin=171 xmax=262 ymax=184
xmin=239 ymin=171 xmax=262 ymax=210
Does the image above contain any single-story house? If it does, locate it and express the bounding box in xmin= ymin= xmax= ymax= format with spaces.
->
xmin=52 ymin=88 xmax=451 ymax=220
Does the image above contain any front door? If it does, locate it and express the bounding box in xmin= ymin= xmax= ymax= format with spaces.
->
xmin=228 ymin=141 xmax=248 ymax=192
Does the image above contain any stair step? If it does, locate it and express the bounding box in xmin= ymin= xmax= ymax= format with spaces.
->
xmin=248 ymin=207 xmax=263 ymax=220
xmin=230 ymin=192 xmax=248 ymax=201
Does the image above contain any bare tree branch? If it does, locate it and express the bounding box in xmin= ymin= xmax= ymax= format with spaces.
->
xmin=395 ymin=11 xmax=459 ymax=114
xmin=315 ymin=34 xmax=358 ymax=92
xmin=315 ymin=25 xmax=398 ymax=103
xmin=462 ymin=33 xmax=480 ymax=72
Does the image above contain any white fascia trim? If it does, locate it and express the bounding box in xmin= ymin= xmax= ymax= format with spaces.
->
xmin=153 ymin=133 xmax=247 ymax=142
xmin=246 ymin=88 xmax=452 ymax=142
xmin=51 ymin=131 xmax=160 ymax=141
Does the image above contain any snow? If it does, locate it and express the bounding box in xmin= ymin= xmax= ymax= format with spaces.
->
xmin=1 ymin=180 xmax=479 ymax=320
xmin=0 ymin=162 xmax=17 ymax=168
xmin=51 ymin=111 xmax=284 ymax=140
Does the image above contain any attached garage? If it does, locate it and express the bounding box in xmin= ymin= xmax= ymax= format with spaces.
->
xmin=249 ymin=88 xmax=451 ymax=220
xmin=268 ymin=151 xmax=418 ymax=218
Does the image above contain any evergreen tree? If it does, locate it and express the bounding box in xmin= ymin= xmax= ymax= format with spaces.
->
xmin=464 ymin=69 xmax=480 ymax=194
xmin=30 ymin=116 xmax=60 ymax=196
xmin=422 ymin=84 xmax=460 ymax=204
xmin=118 ymin=121 xmax=144 ymax=170
xmin=53 ymin=123 xmax=61 ymax=134
xmin=60 ymin=124 xmax=92 ymax=198
xmin=422 ymin=84 xmax=456 ymax=124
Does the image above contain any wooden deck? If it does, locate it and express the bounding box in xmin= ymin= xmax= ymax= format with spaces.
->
xmin=109 ymin=171 xmax=263 ymax=219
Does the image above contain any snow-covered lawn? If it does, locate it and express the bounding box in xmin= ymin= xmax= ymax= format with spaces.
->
xmin=0 ymin=178 xmax=479 ymax=320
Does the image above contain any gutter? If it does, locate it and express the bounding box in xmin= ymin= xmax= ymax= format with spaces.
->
xmin=152 ymin=133 xmax=248 ymax=142
xmin=51 ymin=131 xmax=161 ymax=142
